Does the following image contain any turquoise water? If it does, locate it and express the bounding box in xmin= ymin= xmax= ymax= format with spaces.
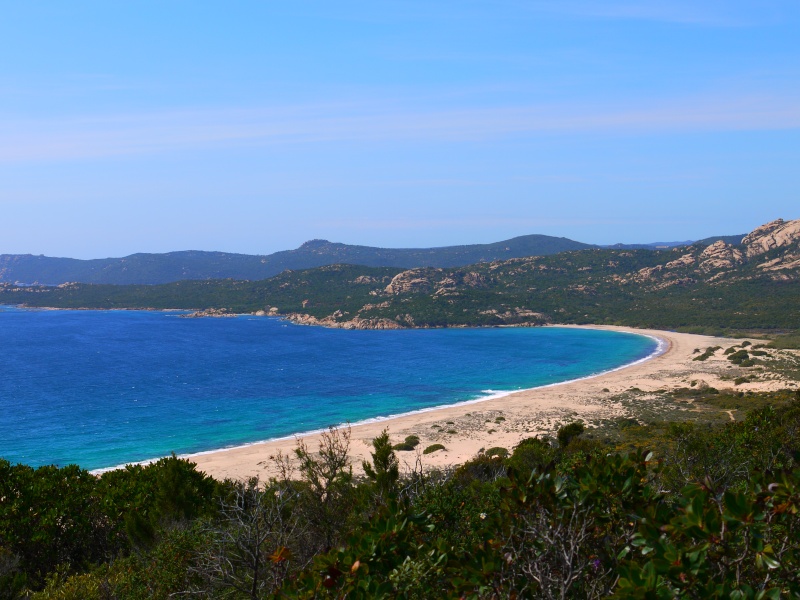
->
xmin=0 ymin=307 xmax=659 ymax=471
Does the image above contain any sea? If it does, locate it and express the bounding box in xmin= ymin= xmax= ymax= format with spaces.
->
xmin=0 ymin=306 xmax=660 ymax=471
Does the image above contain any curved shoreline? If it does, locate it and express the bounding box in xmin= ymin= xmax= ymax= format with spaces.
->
xmin=186 ymin=324 xmax=778 ymax=481
xmin=92 ymin=327 xmax=664 ymax=475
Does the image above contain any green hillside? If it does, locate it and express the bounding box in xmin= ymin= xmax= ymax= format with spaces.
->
xmin=3 ymin=220 xmax=798 ymax=333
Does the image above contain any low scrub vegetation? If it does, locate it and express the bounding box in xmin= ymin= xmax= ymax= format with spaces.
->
xmin=2 ymin=392 xmax=800 ymax=598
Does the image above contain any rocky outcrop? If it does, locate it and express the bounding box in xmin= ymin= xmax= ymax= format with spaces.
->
xmin=629 ymin=219 xmax=799 ymax=286
xmin=181 ymin=308 xmax=236 ymax=318
xmin=353 ymin=275 xmax=380 ymax=285
xmin=359 ymin=301 xmax=391 ymax=312
xmin=664 ymin=253 xmax=696 ymax=269
xmin=758 ymin=255 xmax=800 ymax=272
xmin=462 ymin=272 xmax=487 ymax=288
xmin=635 ymin=265 xmax=663 ymax=281
xmin=737 ymin=218 xmax=800 ymax=273
xmin=285 ymin=313 xmax=403 ymax=330
xmin=742 ymin=218 xmax=800 ymax=257
xmin=384 ymin=270 xmax=434 ymax=295
xmin=431 ymin=271 xmax=488 ymax=296
xmin=697 ymin=241 xmax=744 ymax=272
xmin=479 ymin=307 xmax=547 ymax=323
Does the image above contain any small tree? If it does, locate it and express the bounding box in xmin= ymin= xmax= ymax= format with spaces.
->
xmin=363 ymin=429 xmax=399 ymax=499
xmin=293 ymin=426 xmax=354 ymax=551
xmin=192 ymin=477 xmax=305 ymax=599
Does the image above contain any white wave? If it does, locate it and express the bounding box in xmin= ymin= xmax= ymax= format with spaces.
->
xmin=91 ymin=329 xmax=665 ymax=475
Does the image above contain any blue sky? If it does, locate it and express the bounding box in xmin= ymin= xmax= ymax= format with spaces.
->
xmin=2 ymin=1 xmax=799 ymax=258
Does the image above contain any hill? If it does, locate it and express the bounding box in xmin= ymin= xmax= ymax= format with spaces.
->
xmin=0 ymin=234 xmax=594 ymax=285
xmin=0 ymin=231 xmax=744 ymax=286
xmin=2 ymin=219 xmax=797 ymax=333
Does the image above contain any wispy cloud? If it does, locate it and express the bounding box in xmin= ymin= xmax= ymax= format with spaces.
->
xmin=2 ymin=91 xmax=800 ymax=163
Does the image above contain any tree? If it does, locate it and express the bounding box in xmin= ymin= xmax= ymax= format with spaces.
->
xmin=292 ymin=426 xmax=354 ymax=551
xmin=362 ymin=429 xmax=399 ymax=500
xmin=191 ymin=478 xmax=305 ymax=599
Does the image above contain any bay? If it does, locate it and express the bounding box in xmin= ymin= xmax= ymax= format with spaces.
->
xmin=0 ymin=306 xmax=658 ymax=471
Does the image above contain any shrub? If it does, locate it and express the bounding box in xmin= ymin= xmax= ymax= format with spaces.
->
xmin=423 ymin=444 xmax=445 ymax=455
xmin=693 ymin=346 xmax=721 ymax=362
xmin=728 ymin=349 xmax=750 ymax=364
xmin=768 ymin=333 xmax=800 ymax=349
xmin=557 ymin=422 xmax=585 ymax=448
xmin=392 ymin=443 xmax=415 ymax=451
xmin=506 ymin=437 xmax=556 ymax=476
xmin=454 ymin=454 xmax=506 ymax=484
xmin=484 ymin=447 xmax=509 ymax=459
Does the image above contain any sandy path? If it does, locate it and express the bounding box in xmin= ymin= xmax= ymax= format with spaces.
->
xmin=183 ymin=326 xmax=792 ymax=481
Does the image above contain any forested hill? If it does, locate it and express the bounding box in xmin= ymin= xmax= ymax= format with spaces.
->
xmin=0 ymin=231 xmax=744 ymax=286
xmin=1 ymin=219 xmax=797 ymax=333
xmin=0 ymin=234 xmax=595 ymax=285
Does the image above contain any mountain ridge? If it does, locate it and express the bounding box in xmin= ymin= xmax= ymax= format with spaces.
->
xmin=0 ymin=232 xmax=744 ymax=286
xmin=1 ymin=219 xmax=795 ymax=333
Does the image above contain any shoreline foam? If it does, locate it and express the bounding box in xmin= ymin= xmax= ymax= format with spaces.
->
xmin=92 ymin=327 xmax=668 ymax=476
xmin=186 ymin=324 xmax=796 ymax=481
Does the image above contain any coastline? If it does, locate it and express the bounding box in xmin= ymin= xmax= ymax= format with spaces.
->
xmin=177 ymin=325 xmax=789 ymax=481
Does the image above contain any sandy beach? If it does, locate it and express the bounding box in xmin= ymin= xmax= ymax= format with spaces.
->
xmin=189 ymin=325 xmax=796 ymax=481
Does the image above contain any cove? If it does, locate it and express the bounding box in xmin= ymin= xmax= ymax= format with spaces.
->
xmin=0 ymin=307 xmax=659 ymax=471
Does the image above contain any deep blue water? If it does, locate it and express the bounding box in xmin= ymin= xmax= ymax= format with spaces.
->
xmin=0 ymin=307 xmax=658 ymax=471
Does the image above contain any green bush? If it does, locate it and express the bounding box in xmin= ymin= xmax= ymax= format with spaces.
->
xmin=392 ymin=442 xmax=415 ymax=451
xmin=557 ymin=421 xmax=585 ymax=448
xmin=12 ymin=396 xmax=800 ymax=599
xmin=693 ymin=345 xmax=721 ymax=361
xmin=423 ymin=444 xmax=445 ymax=455
xmin=484 ymin=447 xmax=509 ymax=459
xmin=506 ymin=437 xmax=556 ymax=476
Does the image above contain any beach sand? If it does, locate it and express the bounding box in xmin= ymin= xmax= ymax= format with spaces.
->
xmin=189 ymin=326 xmax=796 ymax=481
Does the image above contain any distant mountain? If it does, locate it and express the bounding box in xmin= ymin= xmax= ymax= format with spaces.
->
xmin=695 ymin=234 xmax=746 ymax=246
xmin=602 ymin=241 xmax=695 ymax=250
xmin=2 ymin=219 xmax=797 ymax=333
xmin=0 ymin=231 xmax=747 ymax=286
xmin=0 ymin=235 xmax=594 ymax=285
xmin=604 ymin=234 xmax=745 ymax=250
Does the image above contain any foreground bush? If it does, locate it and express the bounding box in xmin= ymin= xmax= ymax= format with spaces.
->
xmin=5 ymin=395 xmax=800 ymax=598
